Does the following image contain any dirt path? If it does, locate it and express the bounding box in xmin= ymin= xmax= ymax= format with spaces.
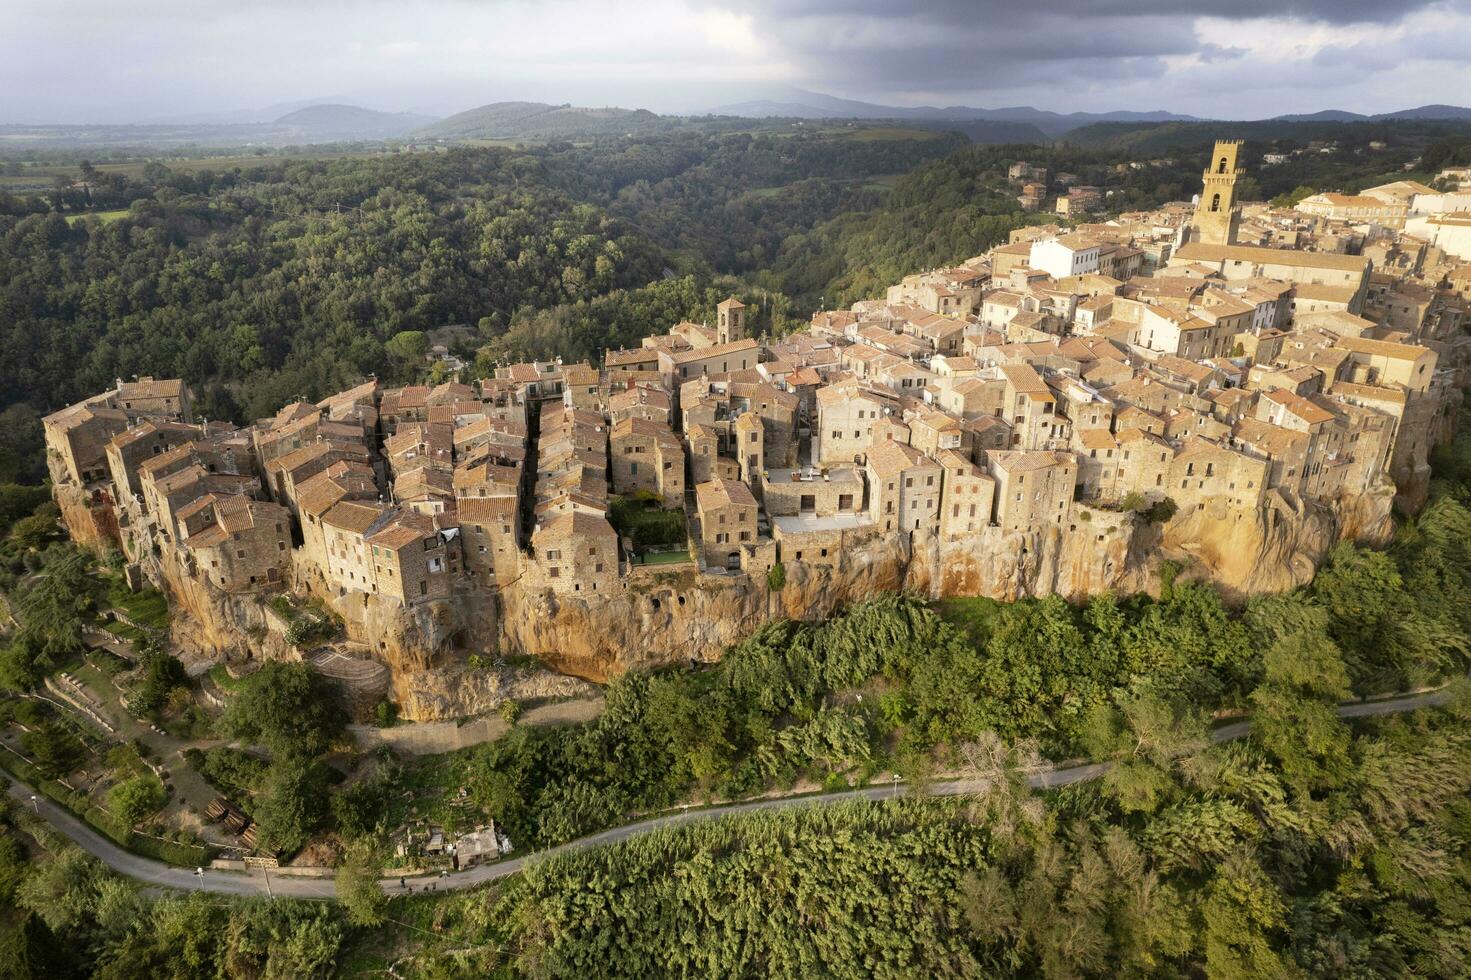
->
xmin=348 ymin=697 xmax=605 ymax=755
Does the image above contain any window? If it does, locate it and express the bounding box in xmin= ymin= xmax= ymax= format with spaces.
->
xmin=546 ymin=549 xmax=561 ymax=561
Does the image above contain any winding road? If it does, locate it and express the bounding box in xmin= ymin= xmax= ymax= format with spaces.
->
xmin=3 ymin=684 xmax=1455 ymax=901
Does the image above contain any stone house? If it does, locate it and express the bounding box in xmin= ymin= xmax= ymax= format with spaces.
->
xmin=608 ymin=385 xmax=672 ymax=426
xmin=695 ymin=479 xmax=758 ymax=571
xmin=44 ymin=401 xmax=132 ymax=486
xmin=1073 ymin=429 xmax=1122 ymax=500
xmin=182 ymin=495 xmax=292 ymax=593
xmin=1113 ymin=428 xmax=1175 ymax=496
xmin=1168 ymin=437 xmax=1269 ymax=509
xmin=115 ymin=377 xmax=192 ymax=419
xmin=609 ymin=418 xmax=686 ymax=507
xmin=761 ymin=465 xmax=864 ymax=518
xmin=531 ymin=512 xmax=619 ymax=595
xmin=986 ymin=450 xmax=1077 ymax=532
xmin=366 ymin=510 xmax=457 ymax=605
xmin=815 ymin=382 xmax=897 ymax=465
xmin=458 ymin=495 xmax=521 ymax=588
xmin=999 ymin=363 xmax=1064 ymax=450
xmin=105 ymin=420 xmax=202 ymax=503
xmin=1333 ymin=335 xmax=1437 ymax=392
xmin=658 ymin=339 xmax=760 ymax=390
xmin=686 ymin=423 xmax=740 ymax=484
xmin=937 ymin=449 xmax=996 ymax=540
xmin=296 ymin=462 xmax=380 ymax=575
xmin=865 ymin=439 xmax=942 ymax=534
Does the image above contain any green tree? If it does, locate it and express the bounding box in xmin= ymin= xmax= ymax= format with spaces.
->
xmin=218 ymin=661 xmax=344 ymax=758
xmin=335 ymin=839 xmax=388 ymax=927
xmin=108 ymin=775 xmax=166 ymax=827
xmin=252 ymin=756 xmax=330 ymax=856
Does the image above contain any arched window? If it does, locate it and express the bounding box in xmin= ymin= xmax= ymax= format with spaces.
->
xmin=1210 ymin=193 xmax=1221 ymax=212
xmin=1218 ymin=157 xmax=1228 ymax=174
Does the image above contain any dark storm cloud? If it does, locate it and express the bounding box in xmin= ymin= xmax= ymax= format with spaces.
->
xmin=755 ymin=0 xmax=1446 ymax=25
xmin=695 ymin=0 xmax=1471 ymax=106
xmin=4 ymin=0 xmax=1470 ymax=122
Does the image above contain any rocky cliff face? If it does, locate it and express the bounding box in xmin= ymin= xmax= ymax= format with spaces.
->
xmin=493 ymin=486 xmax=1396 ymax=685
xmin=54 ymin=484 xmax=121 ymax=555
xmin=107 ymin=482 xmax=1398 ymax=719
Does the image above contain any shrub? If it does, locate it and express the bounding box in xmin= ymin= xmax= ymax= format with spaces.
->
xmin=767 ymin=562 xmax=786 ymax=591
xmin=1143 ymin=497 xmax=1179 ymax=524
xmin=108 ymin=776 xmax=165 ymax=827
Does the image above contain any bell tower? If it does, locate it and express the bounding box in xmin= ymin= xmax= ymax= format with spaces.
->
xmin=1191 ymin=140 xmax=1243 ymax=245
xmin=717 ymin=296 xmax=746 ymax=344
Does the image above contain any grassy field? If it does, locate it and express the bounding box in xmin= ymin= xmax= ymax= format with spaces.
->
xmin=842 ymin=126 xmax=943 ymax=142
xmin=0 ymin=148 xmax=391 ymax=192
xmin=64 ymin=208 xmax=129 ymax=224
xmin=207 ymin=664 xmax=249 ymax=693
xmin=631 ymin=549 xmax=692 ymax=566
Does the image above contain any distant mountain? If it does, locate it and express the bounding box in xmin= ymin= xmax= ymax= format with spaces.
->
xmin=273 ymin=104 xmax=436 ymax=139
xmin=1270 ymin=109 xmax=1368 ymax=123
xmin=1270 ymin=105 xmax=1471 ymax=123
xmin=707 ymin=89 xmax=1200 ymax=136
xmin=414 ymin=101 xmax=668 ymax=140
xmin=1376 ymin=104 xmax=1471 ymax=121
xmin=153 ymin=97 xmax=349 ymax=126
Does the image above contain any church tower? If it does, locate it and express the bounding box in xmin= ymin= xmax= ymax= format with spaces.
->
xmin=1191 ymin=140 xmax=1243 ymax=245
xmin=717 ymin=296 xmax=746 ymax=344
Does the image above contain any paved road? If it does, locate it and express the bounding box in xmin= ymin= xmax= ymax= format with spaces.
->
xmin=4 ymin=683 xmax=1456 ymax=900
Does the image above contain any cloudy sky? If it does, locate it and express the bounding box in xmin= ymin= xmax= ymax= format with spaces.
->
xmin=4 ymin=0 xmax=1471 ymax=123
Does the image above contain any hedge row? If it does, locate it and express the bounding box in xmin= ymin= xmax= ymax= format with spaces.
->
xmin=0 ymin=750 xmax=212 ymax=866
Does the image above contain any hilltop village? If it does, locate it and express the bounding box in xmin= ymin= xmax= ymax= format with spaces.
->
xmin=42 ymin=142 xmax=1471 ymax=714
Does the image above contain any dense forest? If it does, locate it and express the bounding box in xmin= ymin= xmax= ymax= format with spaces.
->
xmin=5 ymin=120 xmax=1471 ymax=977
xmin=5 ymin=119 xmax=1451 ymax=477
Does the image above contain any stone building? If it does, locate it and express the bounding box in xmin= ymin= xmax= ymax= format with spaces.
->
xmin=695 ymin=479 xmax=758 ymax=571
xmin=937 ymin=449 xmax=996 ymax=540
xmin=609 ymin=417 xmax=685 ymax=507
xmin=531 ymin=512 xmax=618 ymax=595
xmin=182 ymin=495 xmax=292 ymax=593
xmin=865 ymin=439 xmax=942 ymax=534
xmin=986 ymin=450 xmax=1077 ymax=531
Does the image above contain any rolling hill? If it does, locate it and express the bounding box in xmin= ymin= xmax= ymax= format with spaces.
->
xmin=272 ymin=104 xmax=437 ymax=139
xmin=708 ymin=89 xmax=1200 ymax=136
xmin=413 ymin=102 xmax=669 ymax=140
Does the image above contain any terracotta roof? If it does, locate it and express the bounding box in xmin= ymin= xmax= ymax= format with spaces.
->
xmin=865 ymin=439 xmax=929 ymax=477
xmin=322 ymin=500 xmax=386 ymax=535
xmin=1174 ymin=242 xmax=1370 ymax=274
xmin=695 ymin=478 xmax=757 ymax=511
xmin=1334 ymin=335 xmax=1432 ymax=361
xmin=533 ymin=511 xmax=616 ymax=542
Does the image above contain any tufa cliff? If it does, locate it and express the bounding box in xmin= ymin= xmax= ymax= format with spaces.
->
xmin=113 ymin=485 xmax=1393 ymax=718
